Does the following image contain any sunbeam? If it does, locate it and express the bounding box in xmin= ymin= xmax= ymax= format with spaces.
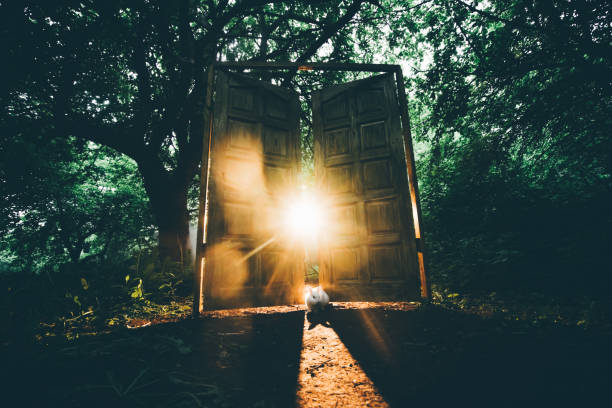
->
xmin=234 ymin=236 xmax=278 ymax=265
xmin=296 ymin=312 xmax=389 ymax=407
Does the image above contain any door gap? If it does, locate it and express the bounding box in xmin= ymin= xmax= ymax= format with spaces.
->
xmin=300 ymin=116 xmax=319 ymax=287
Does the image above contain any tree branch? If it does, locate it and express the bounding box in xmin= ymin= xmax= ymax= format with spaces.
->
xmin=133 ymin=15 xmax=153 ymax=137
xmin=64 ymin=116 xmax=142 ymax=161
xmin=282 ymin=0 xmax=366 ymax=85
xmin=265 ymin=11 xmax=323 ymax=26
xmin=296 ymin=0 xmax=365 ymax=64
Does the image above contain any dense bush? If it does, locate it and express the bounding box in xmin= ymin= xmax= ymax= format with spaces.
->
xmin=0 ymin=136 xmax=193 ymax=342
xmin=405 ymin=0 xmax=612 ymax=297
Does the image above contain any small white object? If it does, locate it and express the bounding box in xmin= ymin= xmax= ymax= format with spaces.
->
xmin=305 ymin=286 xmax=329 ymax=312
xmin=305 ymin=286 xmax=320 ymax=312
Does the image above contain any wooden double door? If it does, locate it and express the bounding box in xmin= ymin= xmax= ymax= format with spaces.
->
xmin=203 ymin=72 xmax=420 ymax=308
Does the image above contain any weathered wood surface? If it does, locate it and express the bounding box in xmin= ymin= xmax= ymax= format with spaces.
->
xmin=313 ymin=73 xmax=421 ymax=300
xmin=194 ymin=63 xmax=430 ymax=313
xmin=215 ymin=61 xmax=401 ymax=72
xmin=203 ymin=71 xmax=303 ymax=309
xmin=394 ymin=68 xmax=429 ymax=299
xmin=193 ymin=66 xmax=215 ymax=316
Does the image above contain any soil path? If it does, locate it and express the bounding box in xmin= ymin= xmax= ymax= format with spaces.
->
xmin=297 ymin=308 xmax=390 ymax=407
xmin=4 ymin=302 xmax=612 ymax=407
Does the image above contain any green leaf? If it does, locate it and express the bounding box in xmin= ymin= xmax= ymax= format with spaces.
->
xmin=130 ymin=278 xmax=143 ymax=298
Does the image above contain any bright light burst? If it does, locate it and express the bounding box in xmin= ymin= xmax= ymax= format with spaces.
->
xmin=283 ymin=188 xmax=324 ymax=240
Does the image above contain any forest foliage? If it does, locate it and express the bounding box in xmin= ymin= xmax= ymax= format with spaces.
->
xmin=1 ymin=0 xmax=611 ymax=341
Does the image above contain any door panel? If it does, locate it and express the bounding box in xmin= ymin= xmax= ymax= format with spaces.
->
xmin=313 ymin=74 xmax=420 ymax=300
xmin=204 ymin=72 xmax=302 ymax=308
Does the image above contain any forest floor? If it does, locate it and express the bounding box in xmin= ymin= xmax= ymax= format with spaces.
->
xmin=4 ymin=299 xmax=612 ymax=407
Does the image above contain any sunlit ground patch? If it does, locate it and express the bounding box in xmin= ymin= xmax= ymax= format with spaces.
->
xmin=296 ymin=312 xmax=389 ymax=407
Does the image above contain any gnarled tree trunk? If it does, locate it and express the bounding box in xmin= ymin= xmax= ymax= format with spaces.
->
xmin=154 ymin=188 xmax=190 ymax=263
xmin=138 ymin=160 xmax=192 ymax=264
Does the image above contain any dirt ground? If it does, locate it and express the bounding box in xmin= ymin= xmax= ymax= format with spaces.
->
xmin=3 ymin=302 xmax=612 ymax=407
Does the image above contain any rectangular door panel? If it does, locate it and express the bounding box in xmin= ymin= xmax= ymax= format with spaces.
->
xmin=205 ymin=72 xmax=303 ymax=309
xmin=313 ymin=73 xmax=420 ymax=301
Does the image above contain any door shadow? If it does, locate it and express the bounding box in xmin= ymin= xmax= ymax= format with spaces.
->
xmin=189 ymin=310 xmax=306 ymax=408
xmin=328 ymin=305 xmax=612 ymax=407
xmin=6 ymin=310 xmax=305 ymax=408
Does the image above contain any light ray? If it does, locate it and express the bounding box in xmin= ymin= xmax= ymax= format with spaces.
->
xmin=296 ymin=312 xmax=389 ymax=407
xmin=234 ymin=235 xmax=277 ymax=265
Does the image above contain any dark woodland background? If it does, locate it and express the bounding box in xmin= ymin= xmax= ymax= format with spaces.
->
xmin=1 ymin=0 xmax=611 ymax=343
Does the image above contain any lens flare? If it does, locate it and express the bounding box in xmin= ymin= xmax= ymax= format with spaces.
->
xmin=283 ymin=189 xmax=324 ymax=240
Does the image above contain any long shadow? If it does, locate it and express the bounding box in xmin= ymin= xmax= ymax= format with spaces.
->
xmin=5 ymin=310 xmax=305 ymax=408
xmin=329 ymin=305 xmax=612 ymax=407
xmin=189 ymin=310 xmax=305 ymax=407
xmin=245 ymin=310 xmax=305 ymax=407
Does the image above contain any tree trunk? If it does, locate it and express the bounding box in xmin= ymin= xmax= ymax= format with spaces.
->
xmin=158 ymin=209 xmax=190 ymax=263
xmin=68 ymin=241 xmax=83 ymax=265
xmin=138 ymin=161 xmax=191 ymax=264
xmin=153 ymin=186 xmax=190 ymax=263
